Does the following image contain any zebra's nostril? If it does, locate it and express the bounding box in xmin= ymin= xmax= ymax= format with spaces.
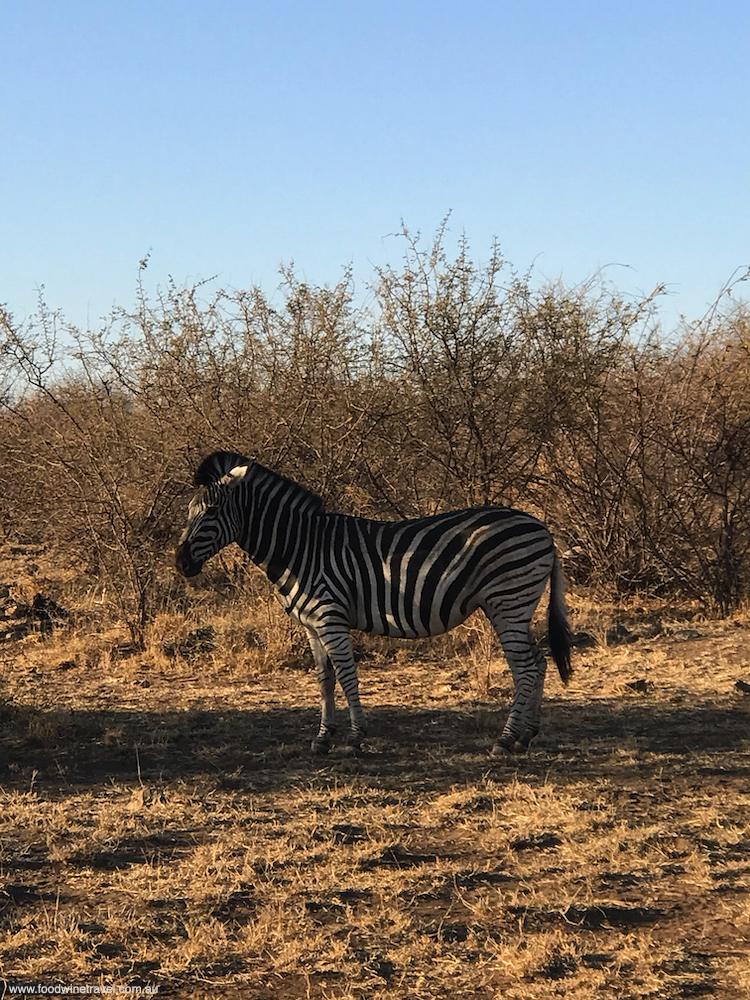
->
xmin=175 ymin=546 xmax=202 ymax=578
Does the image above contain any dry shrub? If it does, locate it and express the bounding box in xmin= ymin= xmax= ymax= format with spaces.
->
xmin=1 ymin=235 xmax=749 ymax=644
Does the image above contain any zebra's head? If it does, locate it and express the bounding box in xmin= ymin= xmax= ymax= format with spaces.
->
xmin=175 ymin=452 xmax=251 ymax=578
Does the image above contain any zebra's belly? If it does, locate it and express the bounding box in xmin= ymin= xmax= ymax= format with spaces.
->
xmin=354 ymin=603 xmax=472 ymax=639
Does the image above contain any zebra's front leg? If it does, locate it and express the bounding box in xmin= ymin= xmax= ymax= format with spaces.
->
xmin=307 ymin=633 xmax=337 ymax=755
xmin=319 ymin=627 xmax=366 ymax=752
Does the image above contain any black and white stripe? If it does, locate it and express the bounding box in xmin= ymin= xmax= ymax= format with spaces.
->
xmin=175 ymin=451 xmax=572 ymax=755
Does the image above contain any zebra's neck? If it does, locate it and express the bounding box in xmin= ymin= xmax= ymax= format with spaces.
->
xmin=239 ymin=464 xmax=323 ymax=584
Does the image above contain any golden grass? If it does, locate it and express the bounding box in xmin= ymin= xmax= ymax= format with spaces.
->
xmin=1 ymin=582 xmax=750 ymax=998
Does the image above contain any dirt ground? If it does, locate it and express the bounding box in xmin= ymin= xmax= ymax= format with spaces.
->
xmin=1 ymin=610 xmax=749 ymax=998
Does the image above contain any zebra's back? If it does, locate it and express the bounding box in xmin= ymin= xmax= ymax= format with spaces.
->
xmin=314 ymin=506 xmax=555 ymax=639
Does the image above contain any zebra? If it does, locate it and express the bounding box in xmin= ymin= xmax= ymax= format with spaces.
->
xmin=175 ymin=451 xmax=573 ymax=756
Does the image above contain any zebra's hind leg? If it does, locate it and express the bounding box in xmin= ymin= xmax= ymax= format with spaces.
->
xmin=307 ymin=632 xmax=338 ymax=754
xmin=515 ymin=643 xmax=548 ymax=751
xmin=483 ymin=607 xmax=547 ymax=755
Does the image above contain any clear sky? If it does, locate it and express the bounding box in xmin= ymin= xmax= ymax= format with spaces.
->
xmin=2 ymin=0 xmax=748 ymax=334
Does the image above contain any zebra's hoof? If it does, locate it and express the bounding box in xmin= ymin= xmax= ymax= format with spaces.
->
xmin=311 ymin=737 xmax=332 ymax=755
xmin=490 ymin=741 xmax=514 ymax=758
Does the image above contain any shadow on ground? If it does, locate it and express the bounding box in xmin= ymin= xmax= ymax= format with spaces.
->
xmin=2 ymin=694 xmax=748 ymax=795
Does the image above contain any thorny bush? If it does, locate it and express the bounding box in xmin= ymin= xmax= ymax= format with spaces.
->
xmin=1 ymin=229 xmax=749 ymax=639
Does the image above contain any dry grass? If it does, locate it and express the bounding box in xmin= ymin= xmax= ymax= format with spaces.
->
xmin=1 ymin=574 xmax=750 ymax=998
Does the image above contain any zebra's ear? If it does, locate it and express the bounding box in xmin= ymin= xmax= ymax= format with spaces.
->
xmin=219 ymin=465 xmax=249 ymax=488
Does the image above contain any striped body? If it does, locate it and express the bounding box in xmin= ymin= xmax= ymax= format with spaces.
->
xmin=175 ymin=452 xmax=572 ymax=754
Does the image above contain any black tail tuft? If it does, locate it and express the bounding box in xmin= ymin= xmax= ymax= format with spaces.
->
xmin=548 ymin=551 xmax=573 ymax=684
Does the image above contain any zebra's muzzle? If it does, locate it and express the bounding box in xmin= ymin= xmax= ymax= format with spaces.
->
xmin=175 ymin=544 xmax=203 ymax=578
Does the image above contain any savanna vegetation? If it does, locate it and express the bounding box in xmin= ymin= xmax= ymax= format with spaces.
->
xmin=2 ymin=228 xmax=750 ymax=640
xmin=1 ymin=229 xmax=749 ymax=997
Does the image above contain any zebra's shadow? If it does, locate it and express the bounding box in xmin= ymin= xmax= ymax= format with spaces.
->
xmin=1 ymin=696 xmax=747 ymax=795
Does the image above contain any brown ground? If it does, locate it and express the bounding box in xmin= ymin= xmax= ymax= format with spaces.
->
xmin=1 ymin=600 xmax=749 ymax=999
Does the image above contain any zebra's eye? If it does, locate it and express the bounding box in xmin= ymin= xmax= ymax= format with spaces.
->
xmin=204 ymin=504 xmax=218 ymax=516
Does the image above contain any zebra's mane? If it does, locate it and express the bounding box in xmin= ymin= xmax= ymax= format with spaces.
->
xmin=251 ymin=463 xmax=324 ymax=514
xmin=194 ymin=451 xmax=324 ymax=514
xmin=194 ymin=451 xmax=251 ymax=487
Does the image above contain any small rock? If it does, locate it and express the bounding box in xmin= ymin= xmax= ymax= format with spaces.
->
xmin=672 ymin=628 xmax=703 ymax=641
xmin=511 ymin=831 xmax=562 ymax=851
xmin=606 ymin=624 xmax=638 ymax=646
xmin=571 ymin=631 xmax=597 ymax=649
xmin=369 ymin=958 xmax=396 ymax=981
xmin=626 ymin=679 xmax=655 ymax=694
xmin=95 ymin=941 xmax=126 ymax=958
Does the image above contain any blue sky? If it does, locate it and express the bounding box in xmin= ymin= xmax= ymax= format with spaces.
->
xmin=2 ymin=0 xmax=748 ymax=333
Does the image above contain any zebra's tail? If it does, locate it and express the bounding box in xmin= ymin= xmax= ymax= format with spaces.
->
xmin=548 ymin=550 xmax=573 ymax=685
